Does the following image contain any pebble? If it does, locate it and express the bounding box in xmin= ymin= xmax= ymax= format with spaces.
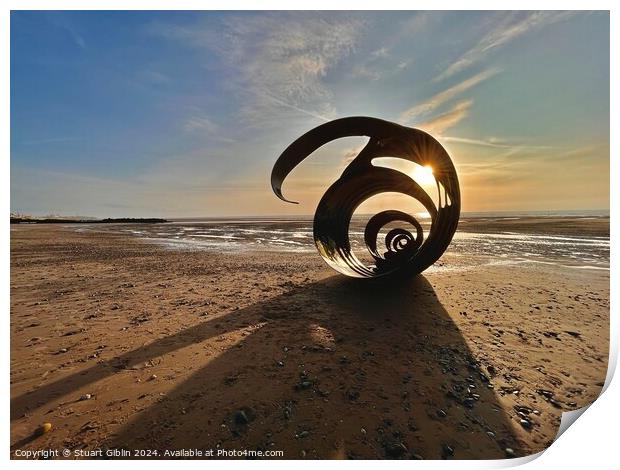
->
xmin=505 ymin=448 xmax=515 ymax=458
xmin=79 ymin=394 xmax=92 ymax=401
xmin=234 ymin=410 xmax=249 ymax=425
xmin=149 ymin=374 xmax=157 ymax=381
xmin=549 ymin=398 xmax=563 ymax=408
xmin=385 ymin=442 xmax=407 ymax=458
xmin=35 ymin=422 xmax=52 ymax=436
xmin=283 ymin=403 xmax=292 ymax=420
xmin=296 ymin=430 xmax=310 ymax=439
xmin=519 ymin=418 xmax=532 ymax=429
xmin=441 ymin=443 xmax=454 ymax=458
xmin=436 ymin=409 xmax=447 ymax=418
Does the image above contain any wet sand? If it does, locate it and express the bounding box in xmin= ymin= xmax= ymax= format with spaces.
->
xmin=10 ymin=225 xmax=609 ymax=459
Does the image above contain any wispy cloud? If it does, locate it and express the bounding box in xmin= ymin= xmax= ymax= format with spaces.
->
xmin=183 ymin=112 xmax=237 ymax=144
xmin=435 ymin=11 xmax=574 ymax=81
xmin=399 ymin=68 xmax=499 ymax=122
xmin=443 ymin=135 xmax=554 ymax=151
xmin=350 ymin=48 xmax=412 ymax=82
xmin=260 ymin=92 xmax=331 ymax=122
xmin=47 ymin=14 xmax=87 ymax=50
xmin=442 ymin=136 xmax=511 ymax=148
xmin=151 ymin=13 xmax=362 ymax=126
xmin=183 ymin=115 xmax=219 ymax=133
xmin=417 ymin=99 xmax=473 ymax=135
xmin=225 ymin=14 xmax=362 ymax=125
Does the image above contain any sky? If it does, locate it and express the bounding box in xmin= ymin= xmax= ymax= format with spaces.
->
xmin=10 ymin=10 xmax=610 ymax=217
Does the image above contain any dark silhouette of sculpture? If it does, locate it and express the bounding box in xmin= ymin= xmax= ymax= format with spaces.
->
xmin=271 ymin=117 xmax=460 ymax=278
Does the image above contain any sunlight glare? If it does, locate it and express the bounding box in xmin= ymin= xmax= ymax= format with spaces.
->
xmin=412 ymin=165 xmax=435 ymax=185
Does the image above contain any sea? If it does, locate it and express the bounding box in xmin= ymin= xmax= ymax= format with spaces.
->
xmin=78 ymin=210 xmax=610 ymax=272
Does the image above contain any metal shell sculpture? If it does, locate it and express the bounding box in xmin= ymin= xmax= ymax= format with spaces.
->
xmin=271 ymin=117 xmax=460 ymax=278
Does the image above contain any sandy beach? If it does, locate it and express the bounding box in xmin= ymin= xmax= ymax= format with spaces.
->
xmin=10 ymin=224 xmax=609 ymax=459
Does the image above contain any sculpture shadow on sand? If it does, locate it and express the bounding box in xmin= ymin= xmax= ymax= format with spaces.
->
xmin=64 ymin=275 xmax=528 ymax=459
xmin=11 ymin=275 xmax=525 ymax=459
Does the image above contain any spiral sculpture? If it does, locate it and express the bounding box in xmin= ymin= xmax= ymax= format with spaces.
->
xmin=271 ymin=117 xmax=460 ymax=278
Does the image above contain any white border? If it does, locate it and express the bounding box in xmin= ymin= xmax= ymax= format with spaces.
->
xmin=3 ymin=1 xmax=616 ymax=469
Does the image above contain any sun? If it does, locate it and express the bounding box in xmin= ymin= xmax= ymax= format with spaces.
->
xmin=412 ymin=164 xmax=435 ymax=185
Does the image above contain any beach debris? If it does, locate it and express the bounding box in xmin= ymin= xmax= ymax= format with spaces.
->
xmin=297 ymin=381 xmax=313 ymax=390
xmin=436 ymin=409 xmax=447 ymax=418
xmin=62 ymin=328 xmax=85 ymax=336
xmin=543 ymin=331 xmax=561 ymax=340
xmin=536 ymin=388 xmax=562 ymax=406
xmin=34 ymin=422 xmax=52 ymax=436
xmin=441 ymin=443 xmax=454 ymax=459
xmin=149 ymin=374 xmax=158 ymax=381
xmin=384 ymin=441 xmax=408 ymax=458
xmin=79 ymin=393 xmax=92 ymax=401
xmin=234 ymin=410 xmax=249 ymax=425
xmin=130 ymin=312 xmax=151 ymax=326
xmin=283 ymin=402 xmax=293 ymax=420
xmin=295 ymin=371 xmax=314 ymax=391
xmin=462 ymin=397 xmax=475 ymax=409
xmin=514 ymin=405 xmax=533 ymax=415
xmin=232 ymin=407 xmax=255 ymax=427
xmin=549 ymin=398 xmax=563 ymax=409
xmin=537 ymin=388 xmax=554 ymax=399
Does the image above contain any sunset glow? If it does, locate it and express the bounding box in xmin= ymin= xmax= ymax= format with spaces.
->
xmin=412 ymin=165 xmax=435 ymax=186
xmin=10 ymin=11 xmax=609 ymax=217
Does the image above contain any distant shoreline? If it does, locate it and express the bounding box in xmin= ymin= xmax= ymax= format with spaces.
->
xmin=10 ymin=217 xmax=168 ymax=224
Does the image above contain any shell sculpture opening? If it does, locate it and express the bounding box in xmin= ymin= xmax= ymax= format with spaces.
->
xmin=271 ymin=117 xmax=461 ymax=279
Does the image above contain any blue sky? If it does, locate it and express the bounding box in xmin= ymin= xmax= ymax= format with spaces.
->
xmin=11 ymin=11 xmax=609 ymax=217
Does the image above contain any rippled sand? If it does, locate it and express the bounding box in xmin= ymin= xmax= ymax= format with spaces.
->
xmin=10 ymin=224 xmax=609 ymax=459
